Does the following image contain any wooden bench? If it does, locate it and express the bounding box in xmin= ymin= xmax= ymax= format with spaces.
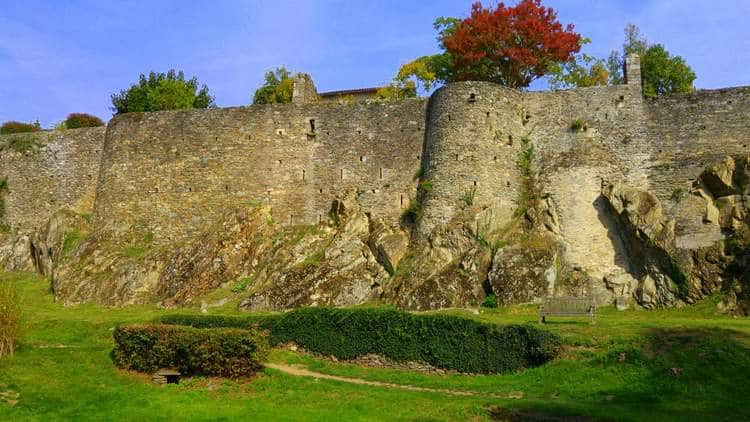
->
xmin=539 ymin=296 xmax=596 ymax=323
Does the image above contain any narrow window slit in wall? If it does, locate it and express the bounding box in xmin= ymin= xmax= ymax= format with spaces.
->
xmin=507 ymin=135 xmax=513 ymax=146
xmin=302 ymin=170 xmax=306 ymax=181
xmin=506 ymin=181 xmax=510 ymax=187
xmin=319 ymin=188 xmax=323 ymax=194
xmin=619 ymin=95 xmax=625 ymax=101
xmin=309 ymin=119 xmax=315 ymax=132
xmin=340 ymin=169 xmax=344 ymax=180
xmin=456 ymin=154 xmax=459 ymax=161
xmin=448 ymin=114 xmax=452 ymax=121
xmin=225 ymin=185 xmax=229 ymax=191
xmin=486 ymin=111 xmax=490 ymax=118
xmin=155 ymin=188 xmax=159 ymax=193
xmin=318 ymin=214 xmax=322 ymax=223
xmin=215 ymin=137 xmax=218 ymax=142
xmin=379 ymin=168 xmax=383 ymax=180
xmin=473 ymin=181 xmax=477 ymax=186
xmin=468 ymin=93 xmax=476 ymax=102
xmin=400 ymin=195 xmax=404 ymax=206
xmin=289 ymin=215 xmax=293 ymax=225
xmin=357 ymin=129 xmax=362 ymax=135
xmin=360 ymin=156 xmax=364 ymax=162
xmin=188 ymin=187 xmax=192 ymax=192
xmin=247 ymin=134 xmax=252 ymax=140
xmin=493 ymin=156 xmax=498 ymax=161
xmin=417 ymin=155 xmax=421 ymax=161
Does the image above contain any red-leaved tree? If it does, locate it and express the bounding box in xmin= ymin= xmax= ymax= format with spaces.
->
xmin=442 ymin=0 xmax=582 ymax=88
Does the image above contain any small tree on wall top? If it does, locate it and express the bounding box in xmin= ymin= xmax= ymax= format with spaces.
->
xmin=110 ymin=70 xmax=215 ymax=115
xmin=252 ymin=67 xmax=295 ymax=105
xmin=607 ymin=24 xmax=696 ymax=96
xmin=441 ymin=0 xmax=582 ymax=88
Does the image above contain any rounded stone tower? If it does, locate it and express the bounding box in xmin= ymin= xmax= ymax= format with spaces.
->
xmin=418 ymin=82 xmax=527 ymax=237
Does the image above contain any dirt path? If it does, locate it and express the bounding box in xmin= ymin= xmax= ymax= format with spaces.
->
xmin=264 ymin=363 xmax=484 ymax=397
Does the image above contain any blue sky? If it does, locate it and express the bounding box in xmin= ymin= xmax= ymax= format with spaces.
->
xmin=1 ymin=0 xmax=749 ymax=127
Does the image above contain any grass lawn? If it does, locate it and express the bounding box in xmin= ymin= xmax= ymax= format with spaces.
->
xmin=1 ymin=272 xmax=749 ymax=421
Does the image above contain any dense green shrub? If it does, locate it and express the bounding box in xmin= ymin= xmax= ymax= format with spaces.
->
xmin=110 ymin=70 xmax=215 ymax=115
xmin=0 ymin=121 xmax=41 ymax=135
xmin=112 ymin=324 xmax=269 ymax=377
xmin=64 ymin=113 xmax=104 ymax=129
xmin=158 ymin=307 xmax=560 ymax=374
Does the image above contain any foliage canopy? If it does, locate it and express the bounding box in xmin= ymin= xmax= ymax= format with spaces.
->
xmin=607 ymin=24 xmax=696 ymax=96
xmin=64 ymin=113 xmax=104 ymax=129
xmin=441 ymin=0 xmax=582 ymax=88
xmin=0 ymin=121 xmax=41 ymax=135
xmin=110 ymin=70 xmax=215 ymax=115
xmin=252 ymin=67 xmax=297 ymax=105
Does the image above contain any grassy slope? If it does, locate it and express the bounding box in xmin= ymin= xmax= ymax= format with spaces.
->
xmin=1 ymin=272 xmax=749 ymax=421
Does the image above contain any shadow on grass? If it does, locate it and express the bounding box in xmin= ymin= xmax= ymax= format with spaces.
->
xmin=487 ymin=327 xmax=750 ymax=421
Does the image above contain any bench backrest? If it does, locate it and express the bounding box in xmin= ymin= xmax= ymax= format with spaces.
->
xmin=542 ymin=297 xmax=594 ymax=313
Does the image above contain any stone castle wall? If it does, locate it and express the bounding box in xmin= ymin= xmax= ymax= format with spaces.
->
xmin=93 ymin=100 xmax=426 ymax=243
xmin=0 ymin=76 xmax=748 ymax=269
xmin=0 ymin=127 xmax=105 ymax=233
xmin=646 ymin=87 xmax=750 ymax=203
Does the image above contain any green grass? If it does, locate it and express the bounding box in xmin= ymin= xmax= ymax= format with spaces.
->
xmin=1 ymin=272 xmax=749 ymax=421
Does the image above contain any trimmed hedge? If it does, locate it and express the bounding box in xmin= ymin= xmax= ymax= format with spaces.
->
xmin=64 ymin=113 xmax=104 ymax=129
xmin=158 ymin=308 xmax=560 ymax=374
xmin=112 ymin=324 xmax=269 ymax=377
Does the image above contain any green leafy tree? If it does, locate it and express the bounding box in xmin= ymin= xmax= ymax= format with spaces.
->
xmin=640 ymin=44 xmax=696 ymax=97
xmin=110 ymin=70 xmax=215 ymax=115
xmin=252 ymin=67 xmax=295 ymax=105
xmin=607 ymin=24 xmax=695 ymax=96
xmin=547 ymin=39 xmax=609 ymax=90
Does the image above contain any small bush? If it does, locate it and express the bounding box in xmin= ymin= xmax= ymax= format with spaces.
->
xmin=461 ymin=187 xmax=477 ymax=207
xmin=0 ymin=281 xmax=22 ymax=357
xmin=0 ymin=121 xmax=40 ymax=135
xmin=64 ymin=113 xmax=104 ymax=129
xmin=112 ymin=324 xmax=269 ymax=377
xmin=671 ymin=187 xmax=685 ymax=202
xmin=400 ymin=197 xmax=422 ymax=225
xmin=570 ymin=119 xmax=587 ymax=132
xmin=158 ymin=307 xmax=561 ymax=374
xmin=482 ymin=293 xmax=498 ymax=308
xmin=231 ymin=276 xmax=254 ymax=293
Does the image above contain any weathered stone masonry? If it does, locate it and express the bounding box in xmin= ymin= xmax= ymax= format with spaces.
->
xmin=1 ymin=56 xmax=749 ymax=311
xmin=93 ymin=100 xmax=426 ymax=244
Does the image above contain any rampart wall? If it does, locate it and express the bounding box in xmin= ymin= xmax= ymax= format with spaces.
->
xmin=646 ymin=87 xmax=750 ymax=202
xmin=0 ymin=127 xmax=104 ymax=233
xmin=93 ymin=100 xmax=426 ymax=243
xmin=0 ymin=78 xmax=748 ymax=264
